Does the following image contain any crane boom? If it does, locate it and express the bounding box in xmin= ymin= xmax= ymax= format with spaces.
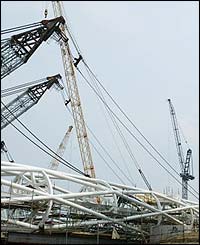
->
xmin=49 ymin=125 xmax=73 ymax=170
xmin=51 ymin=1 xmax=96 ymax=178
xmin=168 ymin=99 xmax=184 ymax=172
xmin=1 ymin=16 xmax=66 ymax=79
xmin=1 ymin=74 xmax=62 ymax=130
xmin=138 ymin=169 xmax=152 ymax=191
xmin=167 ymin=99 xmax=194 ymax=199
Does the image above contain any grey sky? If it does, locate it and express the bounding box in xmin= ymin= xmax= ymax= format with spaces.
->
xmin=1 ymin=1 xmax=199 ymax=200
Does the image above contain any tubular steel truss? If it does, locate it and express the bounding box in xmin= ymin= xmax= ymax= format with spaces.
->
xmin=1 ymin=161 xmax=199 ymax=242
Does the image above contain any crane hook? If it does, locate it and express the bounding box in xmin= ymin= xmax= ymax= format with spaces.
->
xmin=44 ymin=9 xmax=48 ymax=18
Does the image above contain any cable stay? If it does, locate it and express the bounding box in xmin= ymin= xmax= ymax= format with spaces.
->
xmin=55 ymin=14 xmax=152 ymax=189
xmin=1 ymin=101 xmax=86 ymax=176
xmin=61 ymin=19 xmax=197 ymax=197
xmin=41 ymin=2 xmax=197 ymax=199
xmin=58 ymin=88 xmax=136 ymax=186
xmin=1 ymin=22 xmax=42 ymax=35
xmin=1 ymin=76 xmax=63 ymax=98
xmin=74 ymin=67 xmax=198 ymax=199
xmin=74 ymin=58 xmax=198 ymax=198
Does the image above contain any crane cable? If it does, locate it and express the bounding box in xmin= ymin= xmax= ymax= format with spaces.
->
xmin=58 ymin=16 xmax=198 ymax=197
xmin=75 ymin=67 xmax=199 ymax=200
xmin=56 ymin=10 xmax=152 ymax=189
xmin=83 ymin=65 xmax=151 ymax=188
xmin=1 ymin=78 xmax=48 ymax=98
xmin=55 ymin=7 xmax=198 ymax=197
xmin=1 ymin=101 xmax=86 ymax=176
xmin=1 ymin=22 xmax=42 ymax=35
xmin=80 ymin=62 xmax=199 ymax=196
xmin=84 ymin=66 xmax=135 ymax=184
xmin=89 ymin=140 xmax=126 ymax=185
xmin=59 ymin=91 xmax=135 ymax=186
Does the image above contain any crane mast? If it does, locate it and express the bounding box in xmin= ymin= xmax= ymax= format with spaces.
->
xmin=168 ymin=99 xmax=194 ymax=199
xmin=51 ymin=1 xmax=96 ymax=178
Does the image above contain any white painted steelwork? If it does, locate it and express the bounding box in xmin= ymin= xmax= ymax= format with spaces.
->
xmin=1 ymin=161 xmax=199 ymax=240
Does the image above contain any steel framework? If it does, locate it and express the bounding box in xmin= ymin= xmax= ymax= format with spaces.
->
xmin=168 ymin=99 xmax=195 ymax=199
xmin=52 ymin=1 xmax=96 ymax=178
xmin=1 ymin=74 xmax=62 ymax=130
xmin=1 ymin=161 xmax=199 ymax=242
xmin=1 ymin=17 xmax=67 ymax=79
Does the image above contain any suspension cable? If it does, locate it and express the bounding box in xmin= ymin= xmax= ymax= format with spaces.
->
xmin=76 ymin=67 xmax=199 ymax=199
xmin=59 ymin=92 xmax=135 ymax=185
xmin=1 ymin=22 xmax=42 ymax=35
xmin=1 ymin=101 xmax=86 ymax=176
xmin=1 ymin=78 xmax=48 ymax=98
xmin=57 ymin=15 xmax=198 ymax=198
xmin=84 ymin=66 xmax=135 ymax=184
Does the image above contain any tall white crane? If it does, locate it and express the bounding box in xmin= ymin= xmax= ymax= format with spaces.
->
xmin=168 ymin=99 xmax=194 ymax=199
xmin=51 ymin=1 xmax=96 ymax=178
xmin=49 ymin=126 xmax=73 ymax=170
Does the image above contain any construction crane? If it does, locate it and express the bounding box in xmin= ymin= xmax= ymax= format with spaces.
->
xmin=167 ymin=99 xmax=194 ymax=199
xmin=49 ymin=125 xmax=73 ymax=170
xmin=1 ymin=141 xmax=14 ymax=162
xmin=138 ymin=169 xmax=152 ymax=191
xmin=1 ymin=74 xmax=63 ymax=130
xmin=1 ymin=16 xmax=67 ymax=79
xmin=51 ymin=1 xmax=96 ymax=178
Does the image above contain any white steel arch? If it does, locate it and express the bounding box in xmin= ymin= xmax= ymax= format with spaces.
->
xmin=1 ymin=160 xmax=199 ymax=242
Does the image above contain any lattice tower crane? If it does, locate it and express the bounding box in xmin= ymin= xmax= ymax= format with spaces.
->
xmin=49 ymin=125 xmax=73 ymax=170
xmin=51 ymin=1 xmax=96 ymax=178
xmin=1 ymin=17 xmax=66 ymax=79
xmin=1 ymin=75 xmax=63 ymax=130
xmin=168 ymin=99 xmax=194 ymax=199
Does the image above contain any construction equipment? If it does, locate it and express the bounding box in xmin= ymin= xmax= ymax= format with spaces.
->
xmin=138 ymin=169 xmax=152 ymax=191
xmin=167 ymin=99 xmax=194 ymax=199
xmin=1 ymin=16 xmax=67 ymax=79
xmin=1 ymin=141 xmax=14 ymax=162
xmin=51 ymin=1 xmax=96 ymax=178
xmin=49 ymin=125 xmax=73 ymax=170
xmin=1 ymin=74 xmax=63 ymax=130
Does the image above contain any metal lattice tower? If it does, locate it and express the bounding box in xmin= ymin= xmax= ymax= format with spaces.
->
xmin=1 ymin=17 xmax=65 ymax=80
xmin=51 ymin=1 xmax=96 ymax=178
xmin=168 ymin=99 xmax=195 ymax=199
xmin=1 ymin=75 xmax=62 ymax=130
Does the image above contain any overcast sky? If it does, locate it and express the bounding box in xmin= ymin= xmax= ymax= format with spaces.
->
xmin=1 ymin=1 xmax=199 ymax=201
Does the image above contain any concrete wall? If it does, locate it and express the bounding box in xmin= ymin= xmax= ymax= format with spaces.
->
xmin=150 ymin=225 xmax=184 ymax=244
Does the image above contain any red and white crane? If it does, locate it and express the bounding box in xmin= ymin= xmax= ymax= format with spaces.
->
xmin=51 ymin=1 xmax=96 ymax=178
xmin=49 ymin=125 xmax=73 ymax=170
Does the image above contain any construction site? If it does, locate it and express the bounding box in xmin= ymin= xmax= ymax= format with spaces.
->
xmin=1 ymin=1 xmax=199 ymax=244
